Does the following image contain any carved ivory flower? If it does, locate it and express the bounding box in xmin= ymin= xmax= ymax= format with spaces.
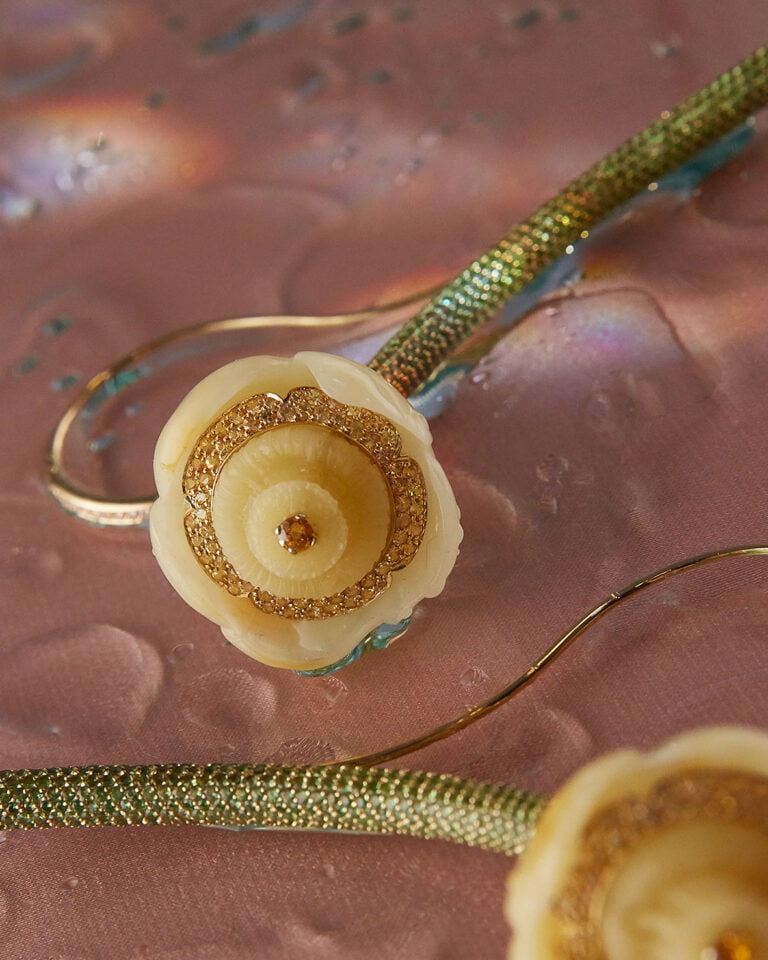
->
xmin=150 ymin=352 xmax=462 ymax=671
xmin=507 ymin=726 xmax=768 ymax=960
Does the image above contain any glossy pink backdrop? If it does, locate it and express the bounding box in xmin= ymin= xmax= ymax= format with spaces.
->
xmin=2 ymin=1 xmax=768 ymax=956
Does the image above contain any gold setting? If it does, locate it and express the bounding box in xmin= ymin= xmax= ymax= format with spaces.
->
xmin=550 ymin=769 xmax=768 ymax=959
xmin=182 ymin=386 xmax=428 ymax=620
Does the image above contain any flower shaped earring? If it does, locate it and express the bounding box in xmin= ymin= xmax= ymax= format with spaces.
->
xmin=150 ymin=351 xmax=462 ymax=672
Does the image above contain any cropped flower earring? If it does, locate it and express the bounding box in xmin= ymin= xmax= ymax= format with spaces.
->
xmin=507 ymin=726 xmax=768 ymax=960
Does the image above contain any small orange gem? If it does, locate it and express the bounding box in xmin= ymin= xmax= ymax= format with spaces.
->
xmin=275 ymin=514 xmax=316 ymax=554
xmin=710 ymin=932 xmax=754 ymax=960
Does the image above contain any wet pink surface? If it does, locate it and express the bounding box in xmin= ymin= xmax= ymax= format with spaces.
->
xmin=2 ymin=1 xmax=768 ymax=957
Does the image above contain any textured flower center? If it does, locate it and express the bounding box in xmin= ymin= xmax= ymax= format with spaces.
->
xmin=213 ymin=425 xmax=390 ymax=599
xmin=179 ymin=383 xmax=433 ymax=622
xmin=276 ymin=514 xmax=316 ymax=554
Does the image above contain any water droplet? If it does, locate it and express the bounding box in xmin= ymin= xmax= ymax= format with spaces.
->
xmin=650 ymin=40 xmax=678 ymax=58
xmin=12 ymin=355 xmax=40 ymax=376
xmin=178 ymin=668 xmax=277 ymax=737
xmin=460 ymin=666 xmax=490 ymax=688
xmin=265 ymin=738 xmax=339 ymax=764
xmin=76 ymin=149 xmax=97 ymax=169
xmin=0 ymin=188 xmax=40 ymax=222
xmin=544 ymin=305 xmax=560 ymax=317
xmin=0 ymin=542 xmax=63 ymax=580
xmin=55 ymin=170 xmax=75 ymax=192
xmin=87 ymin=432 xmax=115 ymax=452
xmin=285 ymin=919 xmax=337 ymax=950
xmin=469 ymin=370 xmax=487 ymax=385
xmin=63 ymin=877 xmax=79 ymax=890
xmin=321 ymin=676 xmax=348 ymax=706
xmin=322 ymin=863 xmax=336 ymax=879
xmin=0 ymin=624 xmax=164 ymax=744
xmin=417 ymin=128 xmax=443 ymax=149
xmin=50 ymin=373 xmax=79 ymax=392
xmin=168 ymin=642 xmax=194 ymax=664
xmin=42 ymin=314 xmax=72 ymax=337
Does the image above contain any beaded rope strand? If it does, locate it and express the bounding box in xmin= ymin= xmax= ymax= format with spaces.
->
xmin=0 ymin=764 xmax=543 ymax=854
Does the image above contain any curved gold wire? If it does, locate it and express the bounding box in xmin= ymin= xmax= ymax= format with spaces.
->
xmin=1 ymin=545 xmax=764 ymax=841
xmin=335 ymin=545 xmax=768 ymax=767
xmin=46 ymin=296 xmax=428 ymax=527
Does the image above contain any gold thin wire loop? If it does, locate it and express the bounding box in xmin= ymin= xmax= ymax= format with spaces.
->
xmin=46 ymin=298 xmax=428 ymax=527
xmin=334 ymin=545 xmax=768 ymax=767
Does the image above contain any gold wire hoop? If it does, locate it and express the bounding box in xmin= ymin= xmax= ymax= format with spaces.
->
xmin=45 ymin=299 xmax=427 ymax=528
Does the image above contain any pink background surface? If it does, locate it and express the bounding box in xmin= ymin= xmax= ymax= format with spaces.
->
xmin=2 ymin=1 xmax=768 ymax=956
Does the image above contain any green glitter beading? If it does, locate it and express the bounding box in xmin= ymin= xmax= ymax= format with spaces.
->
xmin=370 ymin=44 xmax=768 ymax=396
xmin=0 ymin=763 xmax=544 ymax=854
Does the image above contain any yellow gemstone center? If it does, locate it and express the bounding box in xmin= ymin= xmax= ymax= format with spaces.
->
xmin=275 ymin=513 xmax=316 ymax=554
xmin=707 ymin=932 xmax=754 ymax=960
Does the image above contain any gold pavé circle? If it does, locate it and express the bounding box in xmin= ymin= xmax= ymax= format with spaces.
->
xmin=181 ymin=386 xmax=428 ymax=620
xmin=551 ymin=768 xmax=768 ymax=959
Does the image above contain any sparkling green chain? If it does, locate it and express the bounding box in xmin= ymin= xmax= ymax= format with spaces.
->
xmin=0 ymin=763 xmax=544 ymax=855
xmin=370 ymin=44 xmax=768 ymax=395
